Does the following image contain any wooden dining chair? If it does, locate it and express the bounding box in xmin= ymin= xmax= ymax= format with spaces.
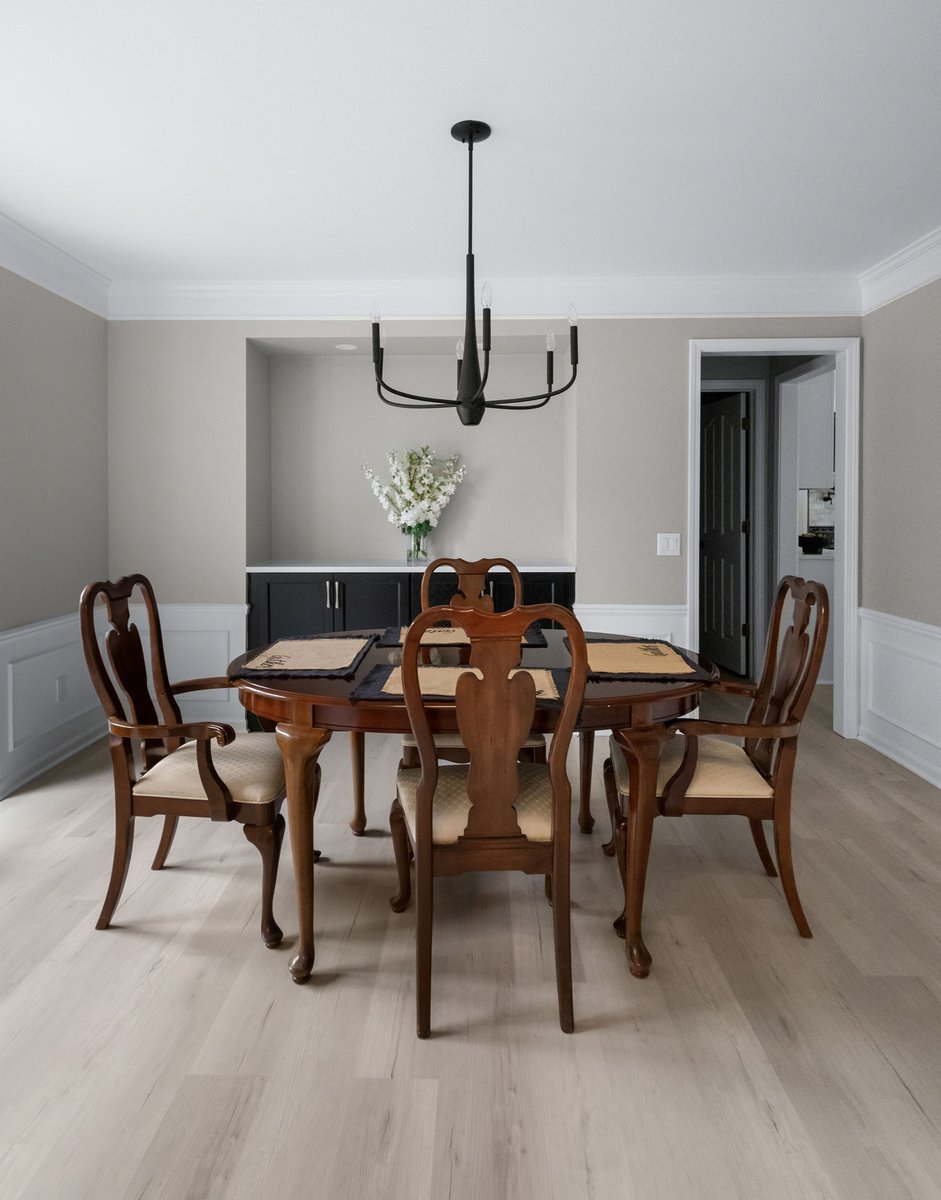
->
xmin=399 ymin=556 xmax=547 ymax=768
xmin=80 ymin=574 xmax=289 ymax=946
xmin=389 ymin=601 xmax=589 ymax=1037
xmin=603 ymin=576 xmax=829 ymax=943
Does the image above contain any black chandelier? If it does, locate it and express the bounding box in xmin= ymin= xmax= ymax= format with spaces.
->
xmin=371 ymin=120 xmax=578 ymax=426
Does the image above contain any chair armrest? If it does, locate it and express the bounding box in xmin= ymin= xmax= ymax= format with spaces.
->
xmin=108 ymin=718 xmax=235 ymax=819
xmin=171 ymin=676 xmax=233 ymax=695
xmin=665 ymin=718 xmax=800 ymax=740
xmin=711 ymin=679 xmax=756 ymax=698
xmin=108 ymin=718 xmax=236 ymax=746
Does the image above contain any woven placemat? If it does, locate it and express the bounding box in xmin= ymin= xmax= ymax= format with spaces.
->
xmin=351 ymin=664 xmax=568 ymax=704
xmin=376 ymin=624 xmax=548 ymax=648
xmin=234 ymin=634 xmax=377 ymax=679
xmin=564 ymin=634 xmax=715 ymax=682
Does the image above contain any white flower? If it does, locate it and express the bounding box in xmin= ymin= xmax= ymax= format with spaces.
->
xmin=362 ymin=445 xmax=467 ymax=537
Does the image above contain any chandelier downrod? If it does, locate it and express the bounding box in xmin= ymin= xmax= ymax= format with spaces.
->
xmin=371 ymin=120 xmax=578 ymax=426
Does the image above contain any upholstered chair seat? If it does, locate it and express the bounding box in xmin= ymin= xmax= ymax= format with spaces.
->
xmin=608 ymin=733 xmax=774 ymax=801
xmin=396 ymin=761 xmax=554 ymax=844
xmin=133 ymin=733 xmax=285 ymax=805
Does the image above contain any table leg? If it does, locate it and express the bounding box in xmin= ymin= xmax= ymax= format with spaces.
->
xmin=349 ymin=731 xmax=366 ymax=835
xmin=275 ymin=723 xmax=331 ymax=984
xmin=615 ymin=725 xmax=671 ymax=978
xmin=578 ymin=730 xmax=595 ymax=834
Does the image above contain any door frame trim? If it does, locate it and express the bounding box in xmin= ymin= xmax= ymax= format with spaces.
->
xmin=688 ymin=337 xmax=861 ymax=738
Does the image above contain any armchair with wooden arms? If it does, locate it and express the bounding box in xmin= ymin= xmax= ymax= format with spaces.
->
xmin=389 ymin=601 xmax=589 ymax=1037
xmin=80 ymin=574 xmax=291 ymax=947
xmin=603 ymin=576 xmax=829 ymax=956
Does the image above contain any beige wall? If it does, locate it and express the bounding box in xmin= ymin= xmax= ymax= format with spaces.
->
xmin=0 ymin=267 xmax=108 ymax=630
xmin=268 ymin=350 xmax=570 ymax=564
xmin=860 ymin=278 xmax=941 ymax=626
xmin=574 ymin=316 xmax=860 ymax=602
xmin=106 ymin=314 xmax=863 ymax=608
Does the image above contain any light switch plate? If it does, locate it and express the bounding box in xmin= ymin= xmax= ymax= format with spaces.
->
xmin=657 ymin=533 xmax=681 ymax=556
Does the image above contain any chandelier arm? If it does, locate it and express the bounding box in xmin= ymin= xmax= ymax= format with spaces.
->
xmin=484 ymin=366 xmax=578 ymax=409
xmin=376 ymin=378 xmax=460 ymax=409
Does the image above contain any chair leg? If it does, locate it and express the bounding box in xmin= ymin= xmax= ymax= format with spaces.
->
xmin=96 ymin=801 xmax=135 ymax=930
xmin=389 ymin=797 xmax=413 ymax=912
xmin=552 ymin=853 xmax=575 ymax=1033
xmin=749 ymin=818 xmax=778 ymax=877
xmin=601 ymin=756 xmax=619 ymax=858
xmin=578 ymin=730 xmax=595 ymax=834
xmin=771 ymin=803 xmax=812 ymax=938
xmin=151 ymin=814 xmax=179 ymax=870
xmin=243 ymin=813 xmax=285 ymax=948
xmin=415 ymin=856 xmax=434 ymax=1039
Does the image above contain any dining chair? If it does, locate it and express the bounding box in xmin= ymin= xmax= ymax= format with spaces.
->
xmin=603 ymin=575 xmax=829 ymax=942
xmin=80 ymin=574 xmax=289 ymax=946
xmin=389 ymin=600 xmax=589 ymax=1037
xmin=399 ymin=556 xmax=547 ymax=769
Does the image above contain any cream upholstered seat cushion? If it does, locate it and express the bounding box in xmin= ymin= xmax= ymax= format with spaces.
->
xmin=609 ymin=733 xmax=774 ymax=800
xmin=401 ymin=731 xmax=545 ymax=750
xmin=133 ymin=733 xmax=285 ymax=805
xmin=396 ymin=761 xmax=554 ymax=844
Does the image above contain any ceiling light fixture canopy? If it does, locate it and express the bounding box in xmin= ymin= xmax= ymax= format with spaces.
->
xmin=371 ymin=120 xmax=578 ymax=426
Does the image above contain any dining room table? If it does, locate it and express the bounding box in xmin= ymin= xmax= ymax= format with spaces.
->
xmin=228 ymin=625 xmax=718 ymax=984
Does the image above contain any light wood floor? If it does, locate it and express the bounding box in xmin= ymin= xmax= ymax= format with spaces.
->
xmin=3 ymin=688 xmax=941 ymax=1200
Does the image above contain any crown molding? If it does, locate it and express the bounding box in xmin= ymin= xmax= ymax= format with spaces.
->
xmin=106 ymin=273 xmax=862 ymax=320
xmin=858 ymin=224 xmax=941 ymax=314
xmin=0 ymin=212 xmax=110 ymax=317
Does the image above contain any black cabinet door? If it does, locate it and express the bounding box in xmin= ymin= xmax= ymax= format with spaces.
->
xmin=335 ymin=573 xmax=409 ymax=631
xmin=247 ymin=573 xmax=332 ymax=645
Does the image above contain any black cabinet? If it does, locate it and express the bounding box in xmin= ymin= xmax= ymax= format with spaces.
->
xmin=248 ymin=568 xmax=574 ymax=647
xmin=247 ymin=571 xmax=410 ymax=646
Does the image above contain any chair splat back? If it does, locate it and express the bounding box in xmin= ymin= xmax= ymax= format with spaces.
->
xmin=419 ymin=556 xmax=524 ymax=614
xmin=744 ymin=576 xmax=829 ymax=777
xmin=81 ymin=575 xmax=183 ymax=758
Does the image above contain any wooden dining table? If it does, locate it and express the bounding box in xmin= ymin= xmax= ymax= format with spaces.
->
xmin=228 ymin=628 xmax=718 ymax=984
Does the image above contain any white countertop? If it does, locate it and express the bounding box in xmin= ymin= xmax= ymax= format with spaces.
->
xmin=247 ymin=560 xmax=576 ymax=574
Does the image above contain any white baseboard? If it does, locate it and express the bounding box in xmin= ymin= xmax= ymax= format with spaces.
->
xmin=858 ymin=608 xmax=941 ymax=789
xmin=573 ymin=603 xmax=690 ymax=646
xmin=0 ymin=604 xmax=247 ymax=801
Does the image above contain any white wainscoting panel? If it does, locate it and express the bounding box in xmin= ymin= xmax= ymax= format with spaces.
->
xmin=858 ymin=609 xmax=941 ymax=789
xmin=0 ymin=604 xmax=248 ymax=801
xmin=1 ymin=615 xmax=102 ymax=800
xmin=573 ymin=603 xmax=690 ymax=647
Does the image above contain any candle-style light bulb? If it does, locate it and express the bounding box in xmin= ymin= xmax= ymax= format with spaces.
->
xmin=456 ymin=339 xmax=464 ymax=359
xmin=370 ymin=300 xmax=381 ymax=324
xmin=481 ymin=281 xmax=492 ymax=310
xmin=546 ymin=331 xmax=555 ymax=387
xmin=546 ymin=332 xmax=556 ymax=352
xmin=568 ymin=304 xmax=578 ymax=325
xmin=568 ymin=304 xmax=579 ymax=367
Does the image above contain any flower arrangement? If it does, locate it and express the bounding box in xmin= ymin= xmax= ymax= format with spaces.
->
xmin=363 ymin=446 xmax=466 ymax=561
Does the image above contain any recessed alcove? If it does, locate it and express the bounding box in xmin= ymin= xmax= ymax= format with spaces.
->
xmin=246 ymin=327 xmax=577 ymax=567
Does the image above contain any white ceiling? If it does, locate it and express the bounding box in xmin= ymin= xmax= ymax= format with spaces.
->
xmin=3 ymin=0 xmax=941 ymax=316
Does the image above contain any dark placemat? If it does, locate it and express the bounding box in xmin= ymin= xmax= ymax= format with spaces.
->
xmin=376 ymin=623 xmax=548 ymax=648
xmin=564 ymin=634 xmax=715 ymax=683
xmin=231 ymin=633 xmax=377 ymax=680
xmin=351 ymin=663 xmax=570 ymax=707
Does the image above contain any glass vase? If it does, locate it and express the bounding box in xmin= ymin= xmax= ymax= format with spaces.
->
xmin=405 ymin=527 xmax=430 ymax=564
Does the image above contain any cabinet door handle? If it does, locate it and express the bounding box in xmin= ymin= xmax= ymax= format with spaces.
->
xmin=488 ymin=581 xmax=494 ymax=598
xmin=334 ymin=580 xmax=342 ymax=610
xmin=325 ymin=579 xmax=332 ymax=609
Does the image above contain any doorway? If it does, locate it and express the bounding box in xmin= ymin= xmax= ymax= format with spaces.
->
xmin=688 ymin=338 xmax=861 ymax=739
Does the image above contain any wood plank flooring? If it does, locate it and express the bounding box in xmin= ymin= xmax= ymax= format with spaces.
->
xmin=2 ymin=688 xmax=941 ymax=1199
